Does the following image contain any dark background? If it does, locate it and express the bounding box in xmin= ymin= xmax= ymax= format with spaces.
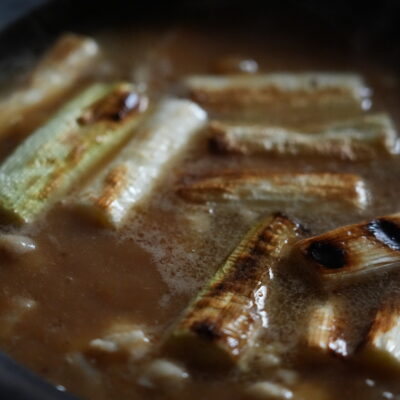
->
xmin=0 ymin=0 xmax=47 ymax=30
xmin=1 ymin=1 xmax=399 ymax=69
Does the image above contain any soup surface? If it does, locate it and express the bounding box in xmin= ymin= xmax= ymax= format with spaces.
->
xmin=1 ymin=16 xmax=400 ymax=400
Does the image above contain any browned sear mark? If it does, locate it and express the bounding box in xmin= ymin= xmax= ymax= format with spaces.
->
xmin=95 ymin=165 xmax=128 ymax=209
xmin=190 ymin=87 xmax=354 ymax=111
xmin=78 ymin=88 xmax=141 ymax=125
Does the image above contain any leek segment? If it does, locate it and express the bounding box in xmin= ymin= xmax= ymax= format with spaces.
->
xmin=0 ymin=34 xmax=100 ymax=139
xmin=177 ymin=171 xmax=368 ymax=209
xmin=305 ymin=300 xmax=349 ymax=357
xmin=74 ymin=99 xmax=207 ymax=228
xmin=0 ymin=82 xmax=147 ymax=224
xmin=209 ymin=114 xmax=397 ymax=160
xmin=185 ymin=73 xmax=370 ymax=123
xmin=164 ymin=213 xmax=302 ymax=368
xmin=360 ymin=300 xmax=400 ymax=372
xmin=293 ymin=213 xmax=400 ymax=287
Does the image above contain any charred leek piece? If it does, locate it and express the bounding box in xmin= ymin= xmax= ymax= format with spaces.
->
xmin=0 ymin=34 xmax=99 ymax=138
xmin=0 ymin=82 xmax=147 ymax=224
xmin=164 ymin=213 xmax=302 ymax=368
xmin=74 ymin=99 xmax=207 ymax=228
xmin=177 ymin=171 xmax=368 ymax=209
xmin=305 ymin=300 xmax=349 ymax=357
xmin=293 ymin=213 xmax=400 ymax=287
xmin=358 ymin=300 xmax=400 ymax=371
xmin=209 ymin=114 xmax=397 ymax=160
xmin=185 ymin=73 xmax=370 ymax=120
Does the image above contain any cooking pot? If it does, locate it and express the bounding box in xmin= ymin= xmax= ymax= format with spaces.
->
xmin=0 ymin=0 xmax=399 ymax=398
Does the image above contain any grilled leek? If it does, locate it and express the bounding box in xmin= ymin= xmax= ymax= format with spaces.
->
xmin=0 ymin=82 xmax=147 ymax=224
xmin=209 ymin=114 xmax=397 ymax=160
xmin=305 ymin=300 xmax=349 ymax=357
xmin=164 ymin=213 xmax=303 ymax=368
xmin=358 ymin=299 xmax=400 ymax=372
xmin=293 ymin=213 xmax=400 ymax=287
xmin=74 ymin=99 xmax=207 ymax=228
xmin=0 ymin=34 xmax=99 ymax=138
xmin=185 ymin=73 xmax=370 ymax=121
xmin=177 ymin=171 xmax=368 ymax=209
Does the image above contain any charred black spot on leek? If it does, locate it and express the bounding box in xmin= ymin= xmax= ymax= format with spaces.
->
xmin=77 ymin=90 xmax=141 ymax=125
xmin=294 ymin=213 xmax=400 ymax=287
xmin=367 ymin=219 xmax=400 ymax=251
xmin=191 ymin=321 xmax=222 ymax=342
xmin=307 ymin=241 xmax=347 ymax=270
xmin=208 ymin=135 xmax=229 ymax=153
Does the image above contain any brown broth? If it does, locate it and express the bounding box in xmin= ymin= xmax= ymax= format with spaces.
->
xmin=1 ymin=21 xmax=400 ymax=400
